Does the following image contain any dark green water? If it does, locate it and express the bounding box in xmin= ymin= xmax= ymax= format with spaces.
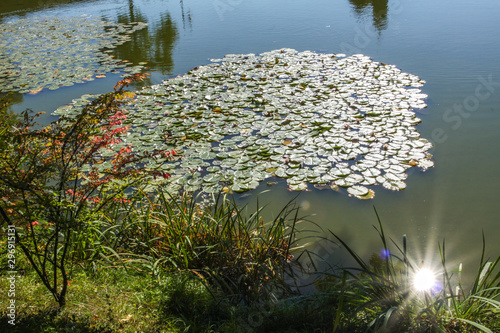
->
xmin=1 ymin=0 xmax=499 ymax=283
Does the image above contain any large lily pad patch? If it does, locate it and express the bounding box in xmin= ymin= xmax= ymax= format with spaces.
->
xmin=0 ymin=16 xmax=147 ymax=94
xmin=55 ymin=49 xmax=433 ymax=198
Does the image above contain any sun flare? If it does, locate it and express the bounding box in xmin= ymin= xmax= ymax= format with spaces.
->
xmin=413 ymin=268 xmax=436 ymax=291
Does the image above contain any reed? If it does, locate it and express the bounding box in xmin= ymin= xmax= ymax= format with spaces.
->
xmin=89 ymin=189 xmax=305 ymax=304
xmin=327 ymin=207 xmax=499 ymax=333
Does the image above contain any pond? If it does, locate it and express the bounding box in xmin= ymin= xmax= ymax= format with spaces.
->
xmin=1 ymin=0 xmax=499 ymax=286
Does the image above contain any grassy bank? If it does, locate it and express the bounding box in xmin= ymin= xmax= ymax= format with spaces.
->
xmin=1 ymin=194 xmax=499 ymax=332
xmin=0 ymin=192 xmax=341 ymax=333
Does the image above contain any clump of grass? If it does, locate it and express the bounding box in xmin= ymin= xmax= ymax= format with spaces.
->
xmin=325 ymin=207 xmax=500 ymax=333
xmin=4 ymin=196 xmax=497 ymax=332
xmin=440 ymin=236 xmax=500 ymax=333
xmin=158 ymin=272 xmax=233 ymax=332
xmin=89 ymin=190 xmax=305 ymax=304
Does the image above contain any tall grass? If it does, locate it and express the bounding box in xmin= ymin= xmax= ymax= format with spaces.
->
xmin=84 ymin=190 xmax=306 ymax=304
xmin=326 ymin=207 xmax=500 ymax=333
xmin=3 ymin=196 xmax=498 ymax=332
xmin=440 ymin=236 xmax=500 ymax=332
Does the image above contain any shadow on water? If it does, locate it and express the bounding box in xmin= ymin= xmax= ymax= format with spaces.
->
xmin=0 ymin=0 xmax=93 ymax=19
xmin=0 ymin=92 xmax=24 ymax=113
xmin=348 ymin=0 xmax=389 ymax=33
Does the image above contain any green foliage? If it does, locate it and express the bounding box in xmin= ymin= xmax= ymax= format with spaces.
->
xmin=326 ymin=207 xmax=500 ymax=333
xmin=1 ymin=201 xmax=498 ymax=332
xmin=158 ymin=272 xmax=232 ymax=332
xmin=0 ymin=265 xmax=172 ymax=333
xmin=440 ymin=237 xmax=500 ymax=333
xmin=88 ymin=190 xmax=304 ymax=305
xmin=0 ymin=74 xmax=176 ymax=307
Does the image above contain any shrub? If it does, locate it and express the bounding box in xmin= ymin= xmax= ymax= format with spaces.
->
xmin=0 ymin=74 xmax=176 ymax=307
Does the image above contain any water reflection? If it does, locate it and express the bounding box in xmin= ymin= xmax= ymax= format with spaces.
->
xmin=179 ymin=0 xmax=193 ymax=31
xmin=0 ymin=0 xmax=90 ymax=19
xmin=114 ymin=0 xmax=179 ymax=75
xmin=0 ymin=92 xmax=23 ymax=113
xmin=349 ymin=0 xmax=388 ymax=32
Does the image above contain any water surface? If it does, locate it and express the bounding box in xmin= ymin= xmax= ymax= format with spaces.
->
xmin=1 ymin=0 xmax=499 ymax=285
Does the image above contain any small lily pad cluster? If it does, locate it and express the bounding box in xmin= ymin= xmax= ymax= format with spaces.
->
xmin=0 ymin=15 xmax=147 ymax=94
xmin=55 ymin=49 xmax=433 ymax=199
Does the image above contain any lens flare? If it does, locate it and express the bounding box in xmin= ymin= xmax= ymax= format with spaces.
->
xmin=413 ymin=268 xmax=436 ymax=291
xmin=379 ymin=248 xmax=391 ymax=260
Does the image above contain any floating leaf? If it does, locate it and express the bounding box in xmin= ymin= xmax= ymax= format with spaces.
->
xmin=0 ymin=16 xmax=147 ymax=94
xmin=53 ymin=48 xmax=433 ymax=199
xmin=347 ymin=185 xmax=369 ymax=197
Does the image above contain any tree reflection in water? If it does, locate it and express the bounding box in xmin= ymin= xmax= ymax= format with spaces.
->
xmin=349 ymin=0 xmax=389 ymax=33
xmin=114 ymin=0 xmax=180 ymax=75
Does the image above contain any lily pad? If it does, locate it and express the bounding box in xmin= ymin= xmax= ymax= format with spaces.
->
xmin=52 ymin=48 xmax=434 ymax=199
xmin=0 ymin=16 xmax=147 ymax=94
xmin=347 ymin=185 xmax=370 ymax=197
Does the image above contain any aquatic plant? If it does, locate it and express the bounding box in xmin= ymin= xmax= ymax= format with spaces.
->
xmin=89 ymin=190 xmax=304 ymax=304
xmin=0 ymin=16 xmax=147 ymax=94
xmin=55 ymin=49 xmax=433 ymax=199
